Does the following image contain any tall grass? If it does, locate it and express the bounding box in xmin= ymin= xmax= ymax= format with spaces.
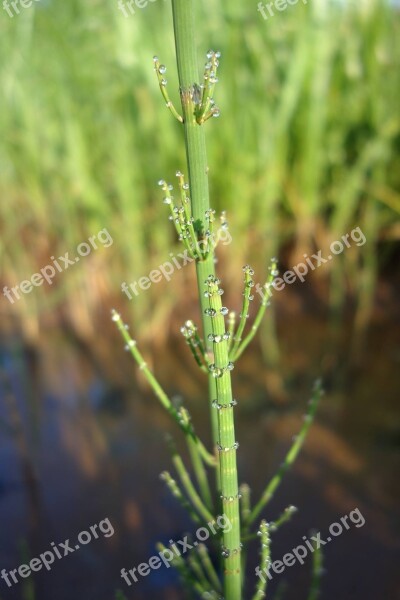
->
xmin=1 ymin=0 xmax=399 ymax=341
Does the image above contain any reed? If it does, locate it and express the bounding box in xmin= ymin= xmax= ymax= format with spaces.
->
xmin=112 ymin=1 xmax=323 ymax=597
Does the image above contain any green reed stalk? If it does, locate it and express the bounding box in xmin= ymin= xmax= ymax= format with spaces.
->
xmin=206 ymin=275 xmax=242 ymax=598
xmin=171 ymin=0 xmax=220 ymax=456
xmin=113 ymin=3 xmax=323 ymax=598
xmin=171 ymin=2 xmax=241 ymax=597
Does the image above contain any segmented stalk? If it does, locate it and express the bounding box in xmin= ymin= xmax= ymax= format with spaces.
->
xmin=252 ymin=520 xmax=270 ymax=600
xmin=171 ymin=0 xmax=220 ymax=459
xmin=205 ymin=275 xmax=242 ymax=599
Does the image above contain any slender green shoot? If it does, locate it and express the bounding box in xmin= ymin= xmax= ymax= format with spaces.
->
xmin=307 ymin=535 xmax=323 ymax=600
xmin=240 ymin=483 xmax=251 ymax=523
xmin=231 ymin=259 xmax=278 ymax=362
xmin=245 ymin=380 xmax=323 ymax=528
xmin=180 ymin=408 xmax=214 ymax=511
xmin=197 ymin=543 xmax=222 ymax=593
xmin=160 ymin=470 xmax=201 ymax=524
xmin=251 ymin=520 xmax=271 ymax=600
xmin=230 ymin=265 xmax=255 ymax=359
xmin=153 ymin=56 xmax=183 ymax=123
xmin=169 ymin=440 xmax=215 ymax=524
xmin=112 ymin=309 xmax=215 ymax=467
xmin=269 ymin=505 xmax=298 ymax=532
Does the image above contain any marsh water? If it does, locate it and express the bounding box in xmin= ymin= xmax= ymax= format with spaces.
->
xmin=0 ymin=285 xmax=399 ymax=600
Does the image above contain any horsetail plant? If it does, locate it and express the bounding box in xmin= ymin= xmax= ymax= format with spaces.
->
xmin=112 ymin=0 xmax=323 ymax=598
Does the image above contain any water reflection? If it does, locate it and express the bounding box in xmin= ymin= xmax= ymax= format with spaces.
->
xmin=0 ymin=306 xmax=399 ymax=600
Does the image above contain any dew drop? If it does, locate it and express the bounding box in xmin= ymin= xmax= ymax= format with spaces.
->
xmin=220 ymin=307 xmax=229 ymax=315
xmin=212 ymin=369 xmax=222 ymax=378
xmin=158 ymin=64 xmax=167 ymax=74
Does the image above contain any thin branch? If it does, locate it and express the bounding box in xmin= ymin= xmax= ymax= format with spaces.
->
xmin=246 ymin=380 xmax=323 ymax=528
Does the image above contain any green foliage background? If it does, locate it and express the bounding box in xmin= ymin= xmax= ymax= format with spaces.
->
xmin=1 ymin=0 xmax=399 ymax=336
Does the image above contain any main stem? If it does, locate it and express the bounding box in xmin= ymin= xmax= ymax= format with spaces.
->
xmin=171 ymin=0 xmax=218 ymax=463
xmin=171 ymin=2 xmax=242 ymax=598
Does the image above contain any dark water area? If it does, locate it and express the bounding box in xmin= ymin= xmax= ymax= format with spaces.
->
xmin=0 ymin=285 xmax=399 ymax=600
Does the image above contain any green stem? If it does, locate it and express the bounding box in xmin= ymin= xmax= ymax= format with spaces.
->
xmin=172 ymin=450 xmax=215 ymax=524
xmin=246 ymin=381 xmax=322 ymax=528
xmin=251 ymin=520 xmax=270 ymax=600
xmin=231 ymin=266 xmax=255 ymax=360
xmin=231 ymin=259 xmax=277 ymax=362
xmin=160 ymin=470 xmax=201 ymax=525
xmin=206 ymin=275 xmax=242 ymax=599
xmin=197 ymin=543 xmax=222 ymax=593
xmin=239 ymin=484 xmax=251 ymax=523
xmin=180 ymin=408 xmax=214 ymax=511
xmin=307 ymin=535 xmax=323 ymax=600
xmin=171 ymin=0 xmax=220 ymax=461
xmin=112 ymin=310 xmax=215 ymax=467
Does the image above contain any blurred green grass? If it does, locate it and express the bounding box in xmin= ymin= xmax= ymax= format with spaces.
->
xmin=0 ymin=0 xmax=399 ymax=340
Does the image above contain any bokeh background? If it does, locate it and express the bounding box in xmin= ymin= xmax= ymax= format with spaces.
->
xmin=1 ymin=0 xmax=399 ymax=598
